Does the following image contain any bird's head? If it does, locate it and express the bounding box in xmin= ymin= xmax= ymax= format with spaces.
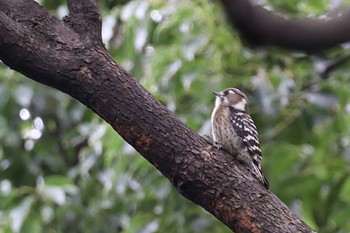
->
xmin=213 ymin=88 xmax=248 ymax=111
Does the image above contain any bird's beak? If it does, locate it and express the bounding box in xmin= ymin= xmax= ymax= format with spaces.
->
xmin=212 ymin=91 xmax=220 ymax=96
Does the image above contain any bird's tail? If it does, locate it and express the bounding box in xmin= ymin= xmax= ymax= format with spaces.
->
xmin=252 ymin=161 xmax=269 ymax=189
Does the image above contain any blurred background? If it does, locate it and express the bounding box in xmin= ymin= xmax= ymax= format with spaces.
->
xmin=1 ymin=0 xmax=350 ymax=232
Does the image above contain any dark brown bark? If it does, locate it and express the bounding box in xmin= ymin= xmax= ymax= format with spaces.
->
xmin=219 ymin=0 xmax=350 ymax=52
xmin=0 ymin=0 xmax=315 ymax=232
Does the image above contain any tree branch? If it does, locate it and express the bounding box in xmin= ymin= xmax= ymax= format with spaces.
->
xmin=64 ymin=0 xmax=102 ymax=46
xmin=219 ymin=0 xmax=350 ymax=51
xmin=0 ymin=0 xmax=315 ymax=232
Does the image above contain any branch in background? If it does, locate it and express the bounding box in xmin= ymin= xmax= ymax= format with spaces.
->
xmin=316 ymin=53 xmax=350 ymax=79
xmin=219 ymin=0 xmax=350 ymax=52
xmin=0 ymin=0 xmax=315 ymax=232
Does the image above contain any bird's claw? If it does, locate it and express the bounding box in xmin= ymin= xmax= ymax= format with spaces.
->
xmin=213 ymin=141 xmax=222 ymax=150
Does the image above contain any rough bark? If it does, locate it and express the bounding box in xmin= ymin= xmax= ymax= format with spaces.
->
xmin=219 ymin=0 xmax=350 ymax=52
xmin=0 ymin=0 xmax=315 ymax=232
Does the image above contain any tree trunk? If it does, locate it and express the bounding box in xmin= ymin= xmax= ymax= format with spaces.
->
xmin=0 ymin=0 xmax=315 ymax=232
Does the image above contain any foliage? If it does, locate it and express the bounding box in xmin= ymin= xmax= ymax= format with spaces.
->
xmin=1 ymin=0 xmax=350 ymax=232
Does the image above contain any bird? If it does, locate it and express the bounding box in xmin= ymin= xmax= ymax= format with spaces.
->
xmin=211 ymin=87 xmax=269 ymax=188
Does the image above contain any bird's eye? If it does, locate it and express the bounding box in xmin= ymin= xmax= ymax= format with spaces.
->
xmin=224 ymin=90 xmax=229 ymax=95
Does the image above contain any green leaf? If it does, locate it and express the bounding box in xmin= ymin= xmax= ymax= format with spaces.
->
xmin=9 ymin=196 xmax=33 ymax=233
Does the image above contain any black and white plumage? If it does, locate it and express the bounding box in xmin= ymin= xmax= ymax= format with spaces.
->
xmin=211 ymin=87 xmax=269 ymax=188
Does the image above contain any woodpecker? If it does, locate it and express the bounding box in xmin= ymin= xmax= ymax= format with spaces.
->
xmin=211 ymin=87 xmax=269 ymax=188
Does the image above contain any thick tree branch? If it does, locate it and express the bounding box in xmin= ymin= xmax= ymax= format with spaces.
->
xmin=64 ymin=0 xmax=102 ymax=46
xmin=219 ymin=0 xmax=350 ymax=51
xmin=0 ymin=0 xmax=315 ymax=232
